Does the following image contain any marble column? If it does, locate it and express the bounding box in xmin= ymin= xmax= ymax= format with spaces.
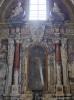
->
xmin=61 ymin=38 xmax=68 ymax=85
xmin=11 ymin=39 xmax=20 ymax=96
xmin=13 ymin=40 xmax=20 ymax=85
xmin=61 ymin=38 xmax=71 ymax=96
xmin=55 ymin=40 xmax=62 ymax=85
xmin=5 ymin=38 xmax=15 ymax=94
xmin=55 ymin=37 xmax=64 ymax=96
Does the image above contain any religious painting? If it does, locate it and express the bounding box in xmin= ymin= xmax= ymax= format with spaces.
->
xmin=27 ymin=45 xmax=48 ymax=91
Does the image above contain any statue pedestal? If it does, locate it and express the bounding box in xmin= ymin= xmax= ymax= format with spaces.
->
xmin=64 ymin=85 xmax=71 ymax=97
xmin=55 ymin=85 xmax=64 ymax=96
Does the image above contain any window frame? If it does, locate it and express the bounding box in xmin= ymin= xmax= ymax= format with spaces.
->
xmin=29 ymin=0 xmax=47 ymax=21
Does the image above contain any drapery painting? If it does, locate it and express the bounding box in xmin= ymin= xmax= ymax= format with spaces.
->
xmin=28 ymin=45 xmax=48 ymax=91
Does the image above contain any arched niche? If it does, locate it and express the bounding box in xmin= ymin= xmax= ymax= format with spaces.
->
xmin=27 ymin=44 xmax=48 ymax=91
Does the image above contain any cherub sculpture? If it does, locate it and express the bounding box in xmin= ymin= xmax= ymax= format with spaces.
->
xmin=11 ymin=2 xmax=23 ymax=18
xmin=9 ymin=2 xmax=26 ymax=25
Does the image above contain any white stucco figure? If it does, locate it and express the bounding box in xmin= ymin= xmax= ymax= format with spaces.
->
xmin=11 ymin=2 xmax=23 ymax=18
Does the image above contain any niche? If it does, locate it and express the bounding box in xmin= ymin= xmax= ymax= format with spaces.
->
xmin=27 ymin=44 xmax=48 ymax=91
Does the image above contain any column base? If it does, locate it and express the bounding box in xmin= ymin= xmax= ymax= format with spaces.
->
xmin=55 ymin=85 xmax=64 ymax=96
xmin=11 ymin=85 xmax=19 ymax=96
xmin=64 ymin=85 xmax=71 ymax=96
xmin=21 ymin=93 xmax=32 ymax=100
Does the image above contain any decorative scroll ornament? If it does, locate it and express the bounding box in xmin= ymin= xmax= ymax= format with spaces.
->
xmin=30 ymin=24 xmax=45 ymax=42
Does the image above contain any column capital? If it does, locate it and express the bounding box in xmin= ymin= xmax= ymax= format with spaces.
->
xmin=15 ymin=39 xmax=20 ymax=43
xmin=55 ymin=40 xmax=60 ymax=44
xmin=54 ymin=33 xmax=61 ymax=44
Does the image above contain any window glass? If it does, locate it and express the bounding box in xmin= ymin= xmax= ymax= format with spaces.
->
xmin=29 ymin=0 xmax=47 ymax=20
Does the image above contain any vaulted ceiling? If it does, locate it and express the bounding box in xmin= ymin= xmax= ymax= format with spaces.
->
xmin=0 ymin=0 xmax=74 ymax=23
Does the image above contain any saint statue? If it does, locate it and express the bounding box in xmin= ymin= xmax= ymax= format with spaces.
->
xmin=9 ymin=2 xmax=26 ymax=26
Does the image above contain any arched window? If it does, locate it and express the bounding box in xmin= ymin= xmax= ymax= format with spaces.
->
xmin=29 ymin=0 xmax=47 ymax=20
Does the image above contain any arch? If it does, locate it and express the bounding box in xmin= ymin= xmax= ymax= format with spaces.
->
xmin=27 ymin=44 xmax=48 ymax=91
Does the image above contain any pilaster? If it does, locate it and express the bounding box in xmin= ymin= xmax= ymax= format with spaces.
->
xmin=54 ymin=33 xmax=64 ymax=96
xmin=5 ymin=38 xmax=15 ymax=95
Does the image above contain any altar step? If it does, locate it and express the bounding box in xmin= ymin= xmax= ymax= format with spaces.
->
xmin=2 ymin=94 xmax=72 ymax=100
xmin=43 ymin=94 xmax=72 ymax=100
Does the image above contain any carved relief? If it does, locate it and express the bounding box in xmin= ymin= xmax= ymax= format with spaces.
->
xmin=30 ymin=24 xmax=45 ymax=42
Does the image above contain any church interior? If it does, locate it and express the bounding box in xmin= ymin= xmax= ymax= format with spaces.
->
xmin=0 ymin=0 xmax=74 ymax=100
